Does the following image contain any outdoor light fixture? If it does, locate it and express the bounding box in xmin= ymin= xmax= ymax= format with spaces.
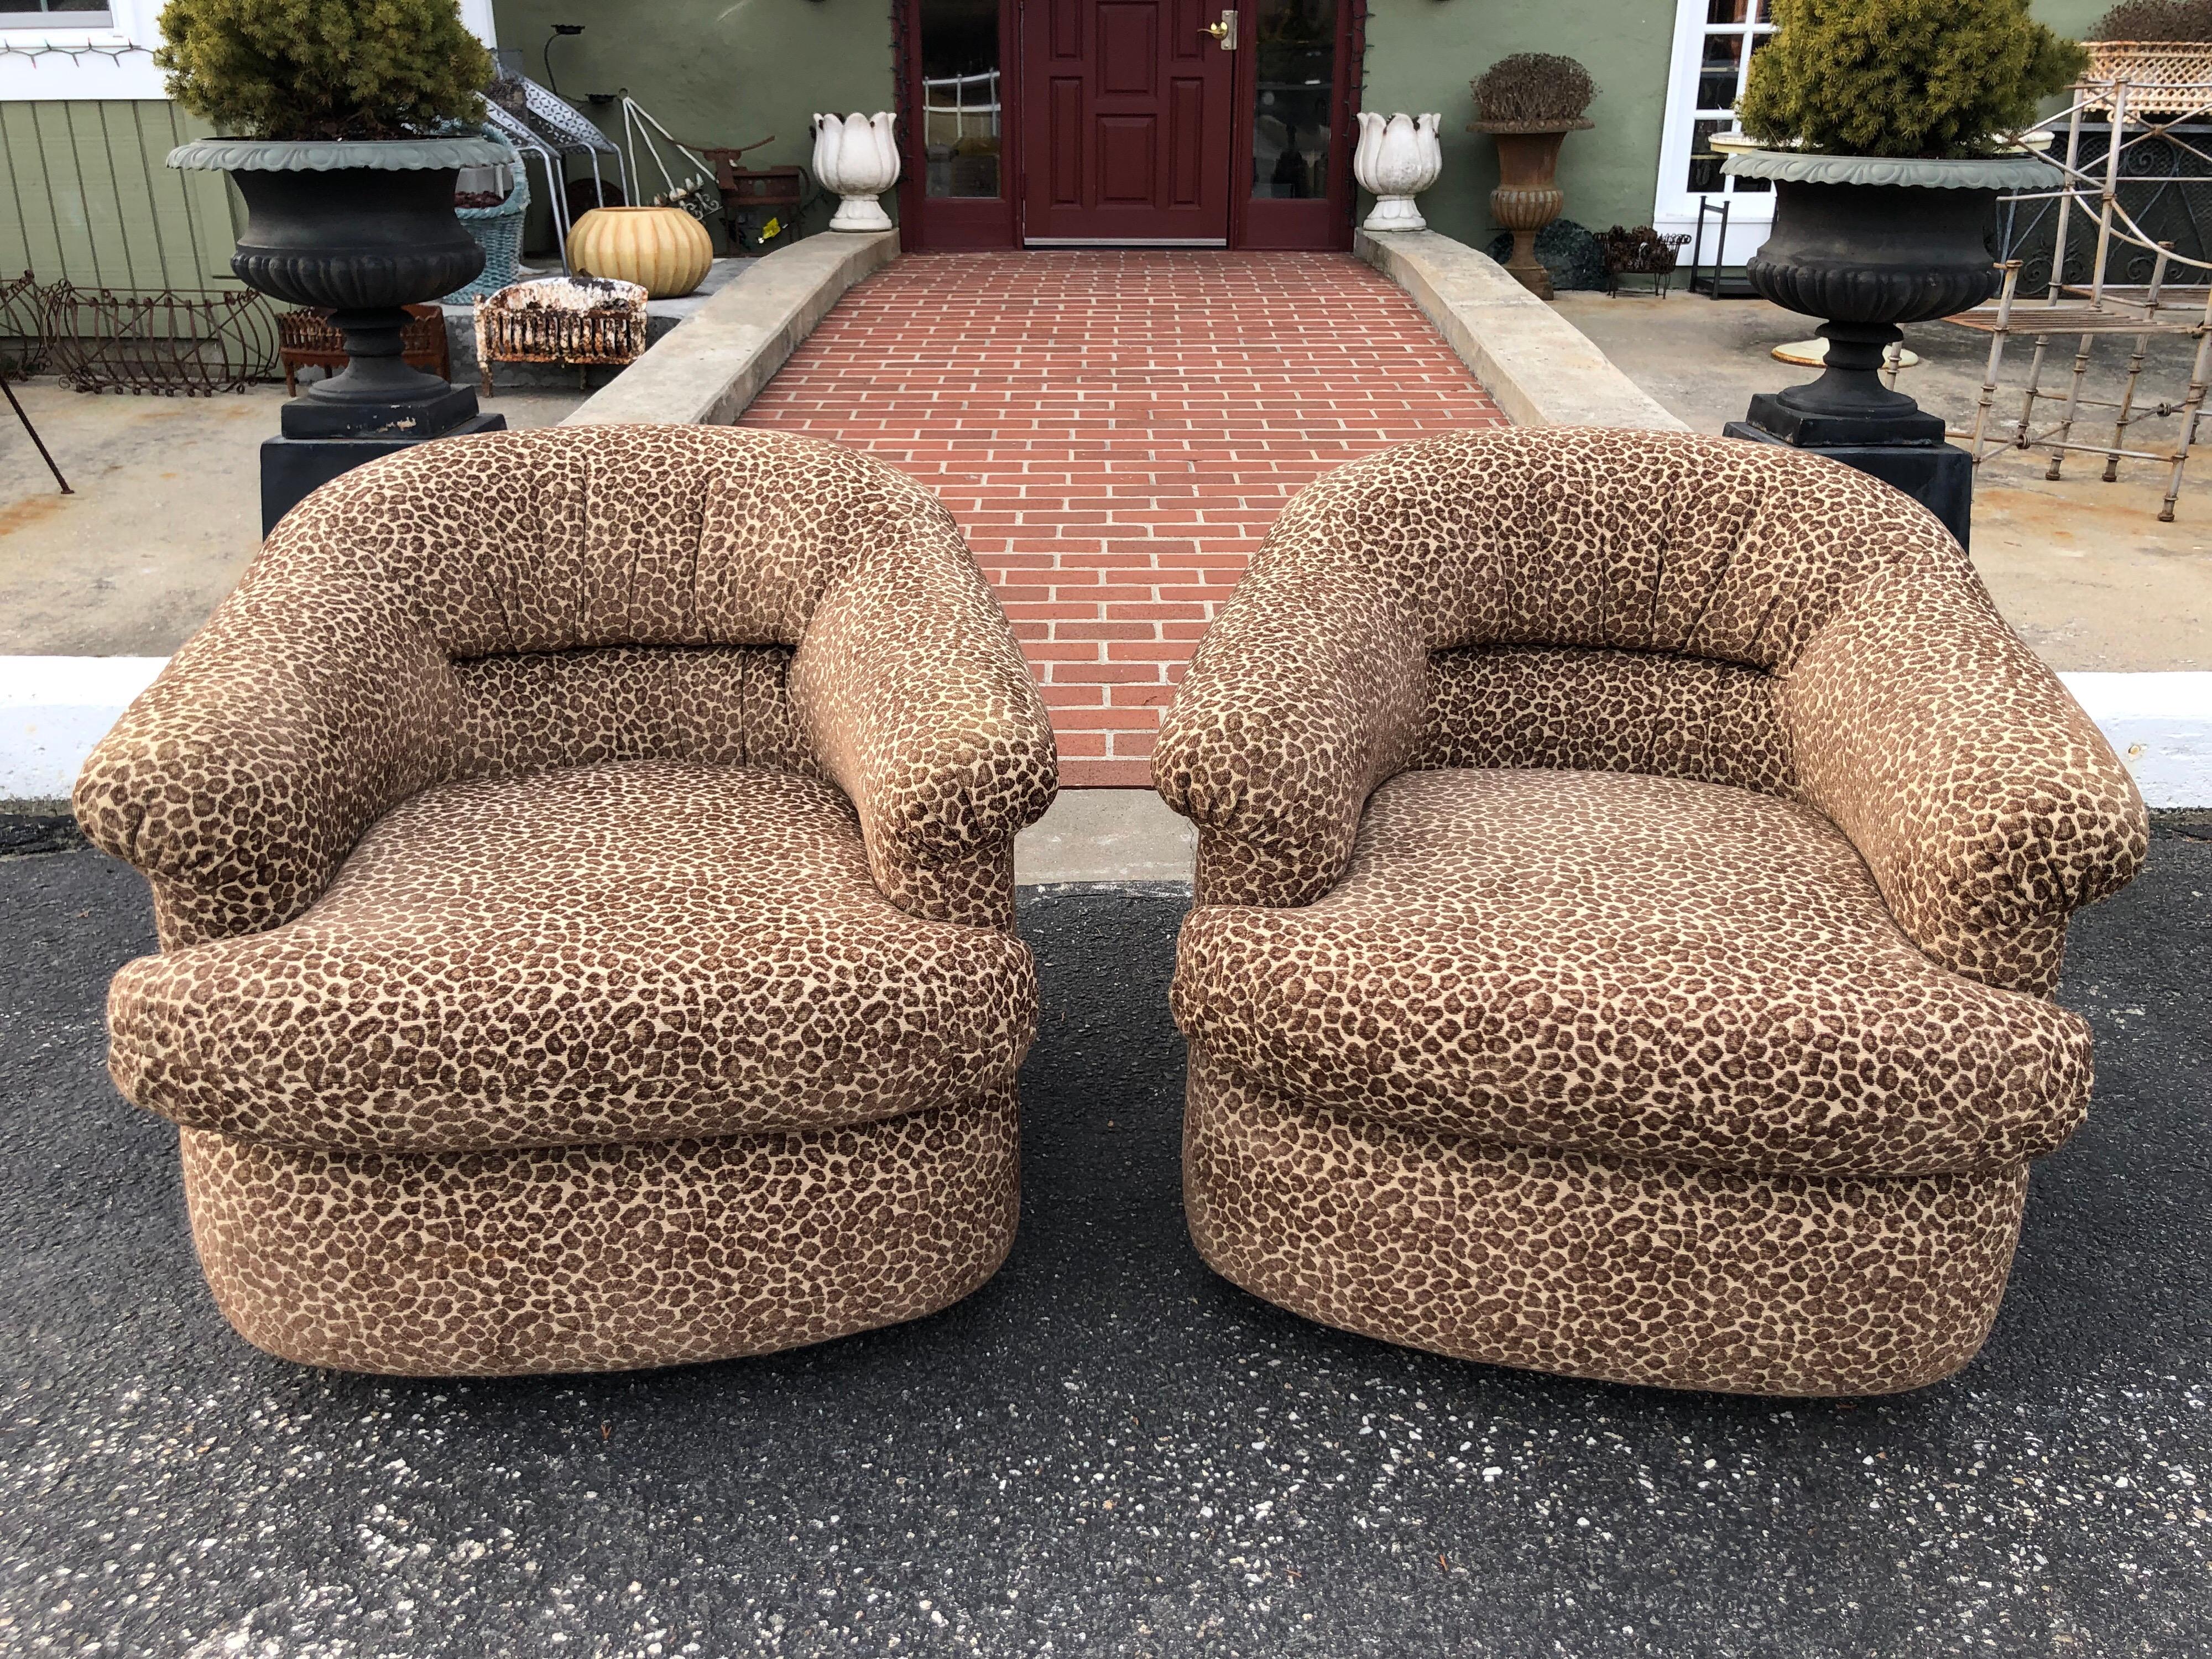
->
xmin=544 ymin=23 xmax=585 ymax=99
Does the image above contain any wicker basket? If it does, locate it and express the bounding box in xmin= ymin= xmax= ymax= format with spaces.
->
xmin=2080 ymin=41 xmax=2212 ymax=115
xmin=444 ymin=133 xmax=532 ymax=304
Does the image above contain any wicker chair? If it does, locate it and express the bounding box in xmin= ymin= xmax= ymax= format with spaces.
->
xmin=1156 ymin=428 xmax=2147 ymax=1397
xmin=76 ymin=425 xmax=1057 ymax=1377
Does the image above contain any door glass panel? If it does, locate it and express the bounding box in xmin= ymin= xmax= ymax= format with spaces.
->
xmin=1682 ymin=0 xmax=1776 ymax=194
xmin=921 ymin=0 xmax=1003 ymax=198
xmin=1252 ymin=0 xmax=1337 ymax=200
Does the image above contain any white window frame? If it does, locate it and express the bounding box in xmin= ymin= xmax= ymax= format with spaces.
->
xmin=1652 ymin=0 xmax=1778 ymax=267
xmin=1 ymin=0 xmax=495 ymax=102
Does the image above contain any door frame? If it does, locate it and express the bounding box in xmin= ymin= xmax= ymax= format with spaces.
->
xmin=895 ymin=0 xmax=1362 ymax=251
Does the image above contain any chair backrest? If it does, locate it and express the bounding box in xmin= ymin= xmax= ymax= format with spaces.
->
xmin=1268 ymin=426 xmax=1960 ymax=670
xmin=1254 ymin=427 xmax=1968 ymax=796
xmin=263 ymin=422 xmax=962 ymax=782
xmin=269 ymin=422 xmax=954 ymax=658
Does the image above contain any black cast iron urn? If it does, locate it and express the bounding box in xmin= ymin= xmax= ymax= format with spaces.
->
xmin=172 ymin=137 xmax=504 ymax=440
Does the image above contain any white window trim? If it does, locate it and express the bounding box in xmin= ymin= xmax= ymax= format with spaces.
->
xmin=1652 ymin=0 xmax=1774 ymax=267
xmin=2 ymin=0 xmax=495 ymax=101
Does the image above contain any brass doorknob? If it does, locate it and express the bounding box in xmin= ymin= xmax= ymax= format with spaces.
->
xmin=1201 ymin=10 xmax=1237 ymax=48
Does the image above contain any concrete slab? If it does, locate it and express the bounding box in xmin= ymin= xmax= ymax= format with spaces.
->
xmin=1014 ymin=787 xmax=1193 ymax=886
xmin=1553 ymin=292 xmax=2212 ymax=674
xmin=3 ymin=847 xmax=2206 ymax=1655
xmin=1355 ymin=231 xmax=1688 ymax=433
xmin=0 ymin=380 xmax=585 ymax=658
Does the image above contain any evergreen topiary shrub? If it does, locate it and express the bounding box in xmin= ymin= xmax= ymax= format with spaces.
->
xmin=1736 ymin=0 xmax=2086 ymax=159
xmin=156 ymin=0 xmax=492 ymax=142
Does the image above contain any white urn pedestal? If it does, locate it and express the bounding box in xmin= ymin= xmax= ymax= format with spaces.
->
xmin=1354 ymin=112 xmax=1443 ymax=233
xmin=813 ymin=112 xmax=901 ymax=233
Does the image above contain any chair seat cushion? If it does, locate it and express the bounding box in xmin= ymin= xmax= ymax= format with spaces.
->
xmin=1171 ymin=768 xmax=2093 ymax=1177
xmin=108 ymin=761 xmax=1036 ymax=1154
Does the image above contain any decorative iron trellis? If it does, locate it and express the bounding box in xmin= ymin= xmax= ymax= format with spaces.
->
xmin=43 ymin=283 xmax=279 ymax=395
xmin=0 ymin=270 xmax=54 ymax=379
xmin=1995 ymin=122 xmax=2212 ymax=294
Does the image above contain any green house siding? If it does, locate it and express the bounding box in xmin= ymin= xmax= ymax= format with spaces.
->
xmin=1 ymin=100 xmax=242 ymax=290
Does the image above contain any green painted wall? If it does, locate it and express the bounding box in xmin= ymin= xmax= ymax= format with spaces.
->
xmin=488 ymin=0 xmax=899 ymax=239
xmin=1 ymin=100 xmax=243 ymax=289
xmin=1359 ymin=0 xmax=2116 ymax=253
xmin=1358 ymin=0 xmax=1675 ymax=249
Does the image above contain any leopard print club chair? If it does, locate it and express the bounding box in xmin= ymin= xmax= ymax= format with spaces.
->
xmin=1155 ymin=427 xmax=2148 ymax=1397
xmin=74 ymin=424 xmax=1058 ymax=1376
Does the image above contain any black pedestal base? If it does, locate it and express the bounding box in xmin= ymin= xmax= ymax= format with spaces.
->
xmin=1724 ymin=420 xmax=1975 ymax=551
xmin=1743 ymin=388 xmax=1948 ymax=448
xmin=261 ymin=411 xmax=505 ymax=536
xmin=279 ymin=382 xmax=482 ymax=440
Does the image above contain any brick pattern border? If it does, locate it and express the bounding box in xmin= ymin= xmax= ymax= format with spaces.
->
xmin=743 ymin=251 xmax=1507 ymax=786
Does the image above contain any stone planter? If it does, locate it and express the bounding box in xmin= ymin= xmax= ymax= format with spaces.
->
xmin=1471 ymin=117 xmax=1592 ymax=300
xmin=567 ymin=205 xmax=714 ymax=299
xmin=170 ymin=136 xmax=504 ymax=439
xmin=1353 ymin=113 xmax=1443 ymax=233
xmin=813 ymin=113 xmax=901 ymax=233
xmin=1722 ymin=147 xmax=2059 ymax=444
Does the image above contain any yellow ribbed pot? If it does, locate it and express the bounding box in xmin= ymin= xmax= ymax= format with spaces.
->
xmin=565 ymin=206 xmax=712 ymax=300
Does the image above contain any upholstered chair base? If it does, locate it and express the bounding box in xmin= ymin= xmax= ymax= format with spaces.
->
xmin=178 ymin=1089 xmax=1020 ymax=1376
xmin=1184 ymin=1055 xmax=2028 ymax=1397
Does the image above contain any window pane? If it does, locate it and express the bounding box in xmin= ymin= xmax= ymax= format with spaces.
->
xmin=1253 ymin=0 xmax=1337 ymax=200
xmin=1700 ymin=33 xmax=1744 ymax=69
xmin=920 ymin=0 xmax=1001 ymax=200
xmin=1707 ymin=0 xmax=1751 ymax=23
xmin=1688 ymin=118 xmax=1726 ymax=193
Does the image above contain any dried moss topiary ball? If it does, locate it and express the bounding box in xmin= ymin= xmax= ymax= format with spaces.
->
xmin=1470 ymin=54 xmax=1599 ymax=126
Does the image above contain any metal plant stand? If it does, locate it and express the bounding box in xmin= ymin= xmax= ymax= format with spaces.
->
xmin=1953 ymin=74 xmax=2212 ymax=520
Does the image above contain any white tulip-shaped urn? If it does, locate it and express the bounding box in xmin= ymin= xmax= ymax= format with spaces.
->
xmin=812 ymin=112 xmax=901 ymax=233
xmin=1353 ymin=112 xmax=1443 ymax=232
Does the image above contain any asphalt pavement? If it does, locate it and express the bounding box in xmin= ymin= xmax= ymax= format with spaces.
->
xmin=2 ymin=843 xmax=2208 ymax=1658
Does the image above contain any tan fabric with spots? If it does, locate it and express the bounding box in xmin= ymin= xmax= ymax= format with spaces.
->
xmin=76 ymin=424 xmax=1056 ymax=1376
xmin=1157 ymin=428 xmax=2147 ymax=1395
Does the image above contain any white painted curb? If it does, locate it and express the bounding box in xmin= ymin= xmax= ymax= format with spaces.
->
xmin=0 ymin=656 xmax=166 ymax=805
xmin=2058 ymin=672 xmax=2212 ymax=811
xmin=3 ymin=659 xmax=2208 ymax=821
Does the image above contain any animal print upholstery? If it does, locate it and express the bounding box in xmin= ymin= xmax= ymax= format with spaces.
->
xmin=1157 ymin=427 xmax=2147 ymax=1395
xmin=75 ymin=424 xmax=1056 ymax=1375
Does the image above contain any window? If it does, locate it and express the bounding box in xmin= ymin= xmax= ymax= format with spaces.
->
xmin=0 ymin=0 xmax=114 ymax=24
xmin=1251 ymin=0 xmax=1337 ymax=201
xmin=919 ymin=0 xmax=1002 ymax=200
xmin=1682 ymin=0 xmax=1776 ymax=197
xmin=1653 ymin=0 xmax=1780 ymax=259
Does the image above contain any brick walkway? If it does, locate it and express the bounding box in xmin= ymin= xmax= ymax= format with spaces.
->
xmin=742 ymin=251 xmax=1507 ymax=787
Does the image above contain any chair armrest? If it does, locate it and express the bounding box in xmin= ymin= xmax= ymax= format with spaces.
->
xmin=1153 ymin=561 xmax=1427 ymax=906
xmin=791 ymin=528 xmax=1057 ymax=930
xmin=72 ymin=565 xmax=458 ymax=947
xmin=1780 ymin=554 xmax=2147 ymax=994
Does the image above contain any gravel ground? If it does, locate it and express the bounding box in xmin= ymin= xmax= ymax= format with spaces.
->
xmin=2 ymin=844 xmax=2207 ymax=1658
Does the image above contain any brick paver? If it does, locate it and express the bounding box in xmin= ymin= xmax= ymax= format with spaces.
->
xmin=742 ymin=251 xmax=1507 ymax=787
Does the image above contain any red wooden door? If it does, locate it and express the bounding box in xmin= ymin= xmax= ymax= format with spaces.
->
xmin=1019 ymin=0 xmax=1237 ymax=243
